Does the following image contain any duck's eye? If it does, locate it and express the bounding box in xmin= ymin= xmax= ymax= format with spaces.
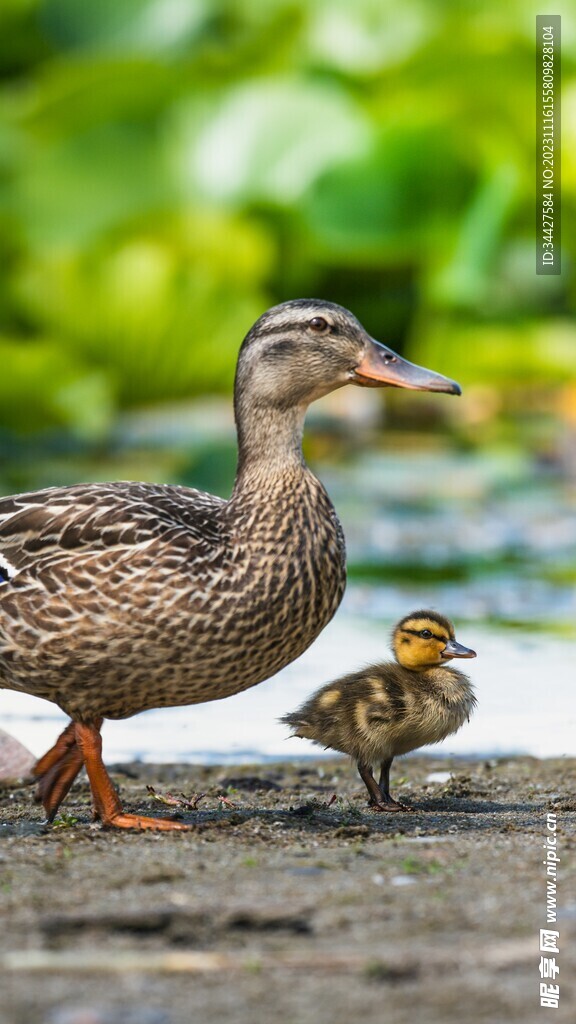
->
xmin=419 ymin=629 xmax=433 ymax=639
xmin=308 ymin=317 xmax=330 ymax=333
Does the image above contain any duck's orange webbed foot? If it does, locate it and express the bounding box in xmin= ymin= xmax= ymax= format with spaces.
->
xmin=33 ymin=720 xmax=89 ymax=821
xmin=73 ymin=722 xmax=192 ymax=832
xmin=99 ymin=812 xmax=192 ymax=832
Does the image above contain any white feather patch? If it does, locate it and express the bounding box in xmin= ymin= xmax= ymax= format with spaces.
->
xmin=0 ymin=552 xmax=18 ymax=581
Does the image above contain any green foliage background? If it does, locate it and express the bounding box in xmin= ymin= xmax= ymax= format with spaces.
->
xmin=0 ymin=0 xmax=574 ymax=459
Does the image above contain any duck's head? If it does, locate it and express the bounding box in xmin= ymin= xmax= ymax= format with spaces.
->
xmin=392 ymin=610 xmax=477 ymax=670
xmin=234 ymin=299 xmax=461 ymax=415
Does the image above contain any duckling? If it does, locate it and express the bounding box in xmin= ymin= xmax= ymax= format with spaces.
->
xmin=282 ymin=610 xmax=476 ymax=811
xmin=0 ymin=301 xmax=460 ymax=831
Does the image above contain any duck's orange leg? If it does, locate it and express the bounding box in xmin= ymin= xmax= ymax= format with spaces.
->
xmin=73 ymin=722 xmax=191 ymax=831
xmin=33 ymin=721 xmax=92 ymax=821
xmin=33 ymin=721 xmax=77 ymax=778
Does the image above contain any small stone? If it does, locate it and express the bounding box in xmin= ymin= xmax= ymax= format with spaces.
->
xmin=46 ymin=1009 xmax=169 ymax=1024
xmin=0 ymin=728 xmax=35 ymax=782
xmin=425 ymin=771 xmax=452 ymax=785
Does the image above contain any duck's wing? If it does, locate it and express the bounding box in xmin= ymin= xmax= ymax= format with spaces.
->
xmin=0 ymin=482 xmax=226 ymax=581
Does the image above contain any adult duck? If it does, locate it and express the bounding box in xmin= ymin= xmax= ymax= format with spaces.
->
xmin=0 ymin=299 xmax=460 ymax=829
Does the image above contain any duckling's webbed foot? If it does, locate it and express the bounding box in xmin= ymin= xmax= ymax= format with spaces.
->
xmin=369 ymin=797 xmax=413 ymax=813
xmin=366 ymin=757 xmax=414 ymax=812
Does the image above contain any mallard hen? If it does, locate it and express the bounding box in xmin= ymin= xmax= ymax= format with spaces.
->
xmin=0 ymin=300 xmax=460 ymax=830
xmin=282 ymin=610 xmax=476 ymax=811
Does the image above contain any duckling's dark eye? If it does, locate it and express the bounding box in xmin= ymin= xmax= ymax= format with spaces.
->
xmin=419 ymin=629 xmax=433 ymax=639
xmin=308 ymin=317 xmax=330 ymax=334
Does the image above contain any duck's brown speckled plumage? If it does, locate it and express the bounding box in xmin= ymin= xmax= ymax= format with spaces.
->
xmin=0 ymin=299 xmax=460 ymax=828
xmin=0 ymin=472 xmax=344 ymax=720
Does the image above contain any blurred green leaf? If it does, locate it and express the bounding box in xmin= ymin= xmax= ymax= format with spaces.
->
xmin=427 ymin=164 xmax=519 ymax=308
xmin=41 ymin=0 xmax=209 ymax=56
xmin=0 ymin=335 xmax=115 ymax=434
xmin=411 ymin=320 xmax=576 ymax=388
xmin=12 ymin=212 xmax=273 ymax=403
xmin=302 ymin=127 xmax=475 ymax=260
xmin=176 ymin=77 xmax=370 ymax=203
xmin=8 ymin=121 xmax=172 ymax=246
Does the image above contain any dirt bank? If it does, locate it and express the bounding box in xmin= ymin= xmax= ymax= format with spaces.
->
xmin=1 ymin=755 xmax=574 ymax=1024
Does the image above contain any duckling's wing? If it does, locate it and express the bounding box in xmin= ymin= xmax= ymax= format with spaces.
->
xmin=0 ymin=482 xmax=226 ymax=581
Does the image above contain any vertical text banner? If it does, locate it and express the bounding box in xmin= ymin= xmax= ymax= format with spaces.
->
xmin=536 ymin=16 xmax=561 ymax=275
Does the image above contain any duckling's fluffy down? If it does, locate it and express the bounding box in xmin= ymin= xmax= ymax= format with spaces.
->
xmin=282 ymin=661 xmax=476 ymax=766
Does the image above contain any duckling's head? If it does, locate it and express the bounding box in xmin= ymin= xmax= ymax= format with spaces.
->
xmin=392 ymin=610 xmax=476 ymax=670
xmin=234 ymin=299 xmax=460 ymax=418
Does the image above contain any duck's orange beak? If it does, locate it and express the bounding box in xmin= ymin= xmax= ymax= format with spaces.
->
xmin=352 ymin=337 xmax=461 ymax=395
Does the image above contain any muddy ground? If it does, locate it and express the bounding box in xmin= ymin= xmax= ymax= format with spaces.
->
xmin=1 ymin=755 xmax=574 ymax=1024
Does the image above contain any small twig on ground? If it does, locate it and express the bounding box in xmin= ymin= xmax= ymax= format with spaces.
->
xmin=217 ymin=795 xmax=238 ymax=809
xmin=146 ymin=786 xmax=206 ymax=811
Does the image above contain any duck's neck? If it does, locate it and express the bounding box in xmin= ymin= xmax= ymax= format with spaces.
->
xmin=232 ymin=401 xmax=308 ymax=496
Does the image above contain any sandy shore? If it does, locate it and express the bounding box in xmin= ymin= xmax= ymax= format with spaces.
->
xmin=1 ymin=755 xmax=575 ymax=1024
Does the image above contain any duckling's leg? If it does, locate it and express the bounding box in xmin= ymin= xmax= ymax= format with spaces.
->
xmin=33 ymin=721 xmax=88 ymax=821
xmin=357 ymin=759 xmax=402 ymax=812
xmin=377 ymin=758 xmax=412 ymax=811
xmin=73 ymin=722 xmax=191 ymax=831
xmin=355 ymin=758 xmax=409 ymax=812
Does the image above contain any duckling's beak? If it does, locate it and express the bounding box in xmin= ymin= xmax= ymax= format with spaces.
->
xmin=352 ymin=337 xmax=461 ymax=395
xmin=441 ymin=638 xmax=477 ymax=660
